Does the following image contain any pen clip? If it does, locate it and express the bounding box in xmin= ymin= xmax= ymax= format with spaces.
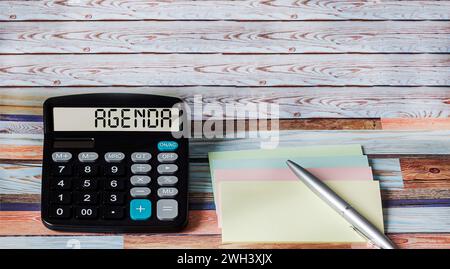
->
xmin=351 ymin=226 xmax=379 ymax=249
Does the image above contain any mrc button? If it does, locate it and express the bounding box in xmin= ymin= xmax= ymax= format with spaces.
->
xmin=157 ymin=141 xmax=178 ymax=151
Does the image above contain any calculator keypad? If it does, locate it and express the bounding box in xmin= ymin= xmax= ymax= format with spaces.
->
xmin=46 ymin=141 xmax=181 ymax=225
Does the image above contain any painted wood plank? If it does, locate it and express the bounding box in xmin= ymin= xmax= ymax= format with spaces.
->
xmin=124 ymin=234 xmax=363 ymax=249
xmin=0 ymin=158 xmax=402 ymax=195
xmin=382 ymin=188 xmax=450 ymax=201
xmin=2 ymin=206 xmax=449 ymax=236
xmin=1 ymin=54 xmax=449 ymax=87
xmin=2 ymin=87 xmax=449 ymax=119
xmin=401 ymin=158 xmax=450 ymax=189
xmin=0 ymin=211 xmax=220 ymax=236
xmin=2 ymin=21 xmax=449 ymax=54
xmin=2 ymin=130 xmax=450 ymax=160
xmin=384 ymin=207 xmax=450 ymax=233
xmin=1 ymin=0 xmax=449 ymax=21
xmin=124 ymin=233 xmax=450 ymax=249
xmin=0 ymin=236 xmax=123 ymax=249
xmin=382 ymin=118 xmax=450 ymax=130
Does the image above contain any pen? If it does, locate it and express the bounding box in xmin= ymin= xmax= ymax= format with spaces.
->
xmin=286 ymin=160 xmax=397 ymax=249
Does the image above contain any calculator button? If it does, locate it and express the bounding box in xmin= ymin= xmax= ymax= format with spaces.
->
xmin=104 ymin=164 xmax=125 ymax=176
xmin=157 ymin=141 xmax=178 ymax=151
xmin=157 ymin=164 xmax=178 ymax=175
xmin=75 ymin=206 xmax=98 ymax=219
xmin=104 ymin=152 xmax=125 ymax=163
xmin=157 ymin=153 xmax=178 ymax=163
xmin=50 ymin=205 xmax=71 ymax=219
xmin=103 ymin=206 xmax=125 ymax=220
xmin=157 ymin=176 xmax=178 ymax=186
xmin=105 ymin=179 xmax=125 ymax=190
xmin=78 ymin=178 xmax=98 ymax=190
xmin=131 ymin=164 xmax=151 ymax=174
xmin=130 ymin=187 xmax=151 ymax=198
xmin=157 ymin=199 xmax=178 ymax=221
xmin=75 ymin=192 xmax=98 ymax=205
xmin=79 ymin=164 xmax=99 ymax=176
xmin=104 ymin=192 xmax=125 ymax=205
xmin=52 ymin=164 xmax=72 ymax=176
xmin=50 ymin=191 xmax=71 ymax=204
xmin=52 ymin=152 xmax=72 ymax=163
xmin=131 ymin=152 xmax=151 ymax=163
xmin=130 ymin=199 xmax=151 ymax=221
xmin=78 ymin=152 xmax=99 ymax=162
xmin=157 ymin=187 xmax=178 ymax=198
xmin=51 ymin=178 xmax=72 ymax=190
xmin=130 ymin=175 xmax=151 ymax=186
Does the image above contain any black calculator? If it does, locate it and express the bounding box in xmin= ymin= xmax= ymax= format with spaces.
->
xmin=41 ymin=93 xmax=188 ymax=232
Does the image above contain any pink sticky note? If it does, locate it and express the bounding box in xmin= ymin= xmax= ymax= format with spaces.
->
xmin=213 ymin=167 xmax=374 ymax=227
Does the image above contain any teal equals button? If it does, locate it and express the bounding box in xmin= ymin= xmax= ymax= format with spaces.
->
xmin=130 ymin=199 xmax=152 ymax=221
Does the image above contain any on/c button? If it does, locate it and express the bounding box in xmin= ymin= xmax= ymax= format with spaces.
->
xmin=157 ymin=141 xmax=178 ymax=151
xmin=130 ymin=199 xmax=151 ymax=221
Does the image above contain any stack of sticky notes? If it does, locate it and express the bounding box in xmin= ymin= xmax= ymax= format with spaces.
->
xmin=208 ymin=145 xmax=384 ymax=243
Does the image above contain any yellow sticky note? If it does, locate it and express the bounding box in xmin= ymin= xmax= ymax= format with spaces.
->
xmin=220 ymin=180 xmax=384 ymax=243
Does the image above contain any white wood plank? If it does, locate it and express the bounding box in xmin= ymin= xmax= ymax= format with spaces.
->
xmin=2 ymin=87 xmax=450 ymax=119
xmin=385 ymin=207 xmax=450 ymax=233
xmin=0 ymin=236 xmax=123 ymax=249
xmin=1 ymin=21 xmax=449 ymax=54
xmin=1 ymin=54 xmax=449 ymax=86
xmin=1 ymin=0 xmax=449 ymax=21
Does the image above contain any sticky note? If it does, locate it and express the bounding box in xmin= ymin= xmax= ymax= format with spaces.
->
xmin=220 ymin=180 xmax=384 ymax=243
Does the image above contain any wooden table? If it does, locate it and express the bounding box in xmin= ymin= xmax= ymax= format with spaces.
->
xmin=0 ymin=0 xmax=449 ymax=249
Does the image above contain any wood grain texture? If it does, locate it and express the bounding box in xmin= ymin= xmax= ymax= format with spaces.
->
xmin=2 ymin=21 xmax=449 ymax=54
xmin=381 ymin=118 xmax=450 ymax=130
xmin=382 ymin=188 xmax=450 ymax=201
xmin=0 ymin=210 xmax=219 ymax=236
xmin=384 ymin=207 xmax=450 ymax=233
xmin=124 ymin=233 xmax=450 ymax=249
xmin=1 ymin=0 xmax=449 ymax=21
xmin=2 ymin=87 xmax=450 ymax=119
xmin=0 ymin=236 xmax=123 ymax=249
xmin=1 ymin=54 xmax=449 ymax=86
xmin=401 ymin=158 xmax=450 ymax=189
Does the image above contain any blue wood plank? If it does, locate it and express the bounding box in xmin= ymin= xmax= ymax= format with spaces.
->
xmin=0 ymin=114 xmax=43 ymax=122
xmin=0 ymin=236 xmax=123 ymax=249
xmin=385 ymin=207 xmax=450 ymax=233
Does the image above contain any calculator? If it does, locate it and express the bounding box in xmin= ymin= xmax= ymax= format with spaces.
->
xmin=41 ymin=93 xmax=189 ymax=232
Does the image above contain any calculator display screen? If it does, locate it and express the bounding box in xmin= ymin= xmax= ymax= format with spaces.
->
xmin=53 ymin=107 xmax=180 ymax=132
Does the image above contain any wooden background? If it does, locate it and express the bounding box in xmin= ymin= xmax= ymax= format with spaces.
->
xmin=0 ymin=0 xmax=450 ymax=249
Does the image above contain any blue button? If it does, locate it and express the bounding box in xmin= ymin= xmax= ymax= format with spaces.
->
xmin=130 ymin=199 xmax=151 ymax=221
xmin=157 ymin=141 xmax=178 ymax=151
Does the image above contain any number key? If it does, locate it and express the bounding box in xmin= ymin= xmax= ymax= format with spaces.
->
xmin=50 ymin=191 xmax=71 ymax=204
xmin=75 ymin=206 xmax=98 ymax=219
xmin=105 ymin=164 xmax=125 ymax=176
xmin=77 ymin=178 xmax=98 ymax=190
xmin=52 ymin=164 xmax=72 ymax=176
xmin=105 ymin=179 xmax=124 ymax=190
xmin=76 ymin=192 xmax=98 ymax=205
xmin=51 ymin=178 xmax=71 ymax=190
xmin=78 ymin=164 xmax=99 ymax=176
xmin=104 ymin=192 xmax=125 ymax=205
xmin=50 ymin=205 xmax=71 ymax=219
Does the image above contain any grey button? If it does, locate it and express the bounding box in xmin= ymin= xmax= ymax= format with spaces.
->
xmin=78 ymin=152 xmax=98 ymax=162
xmin=131 ymin=164 xmax=151 ymax=174
xmin=157 ymin=187 xmax=178 ymax=198
xmin=157 ymin=199 xmax=178 ymax=221
xmin=104 ymin=152 xmax=125 ymax=163
xmin=130 ymin=175 xmax=151 ymax=186
xmin=131 ymin=152 xmax=151 ymax=163
xmin=52 ymin=152 xmax=72 ymax=163
xmin=157 ymin=176 xmax=178 ymax=186
xmin=157 ymin=153 xmax=178 ymax=163
xmin=130 ymin=187 xmax=151 ymax=198
xmin=157 ymin=164 xmax=178 ymax=175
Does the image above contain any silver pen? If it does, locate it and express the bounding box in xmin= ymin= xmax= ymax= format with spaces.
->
xmin=286 ymin=160 xmax=397 ymax=249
